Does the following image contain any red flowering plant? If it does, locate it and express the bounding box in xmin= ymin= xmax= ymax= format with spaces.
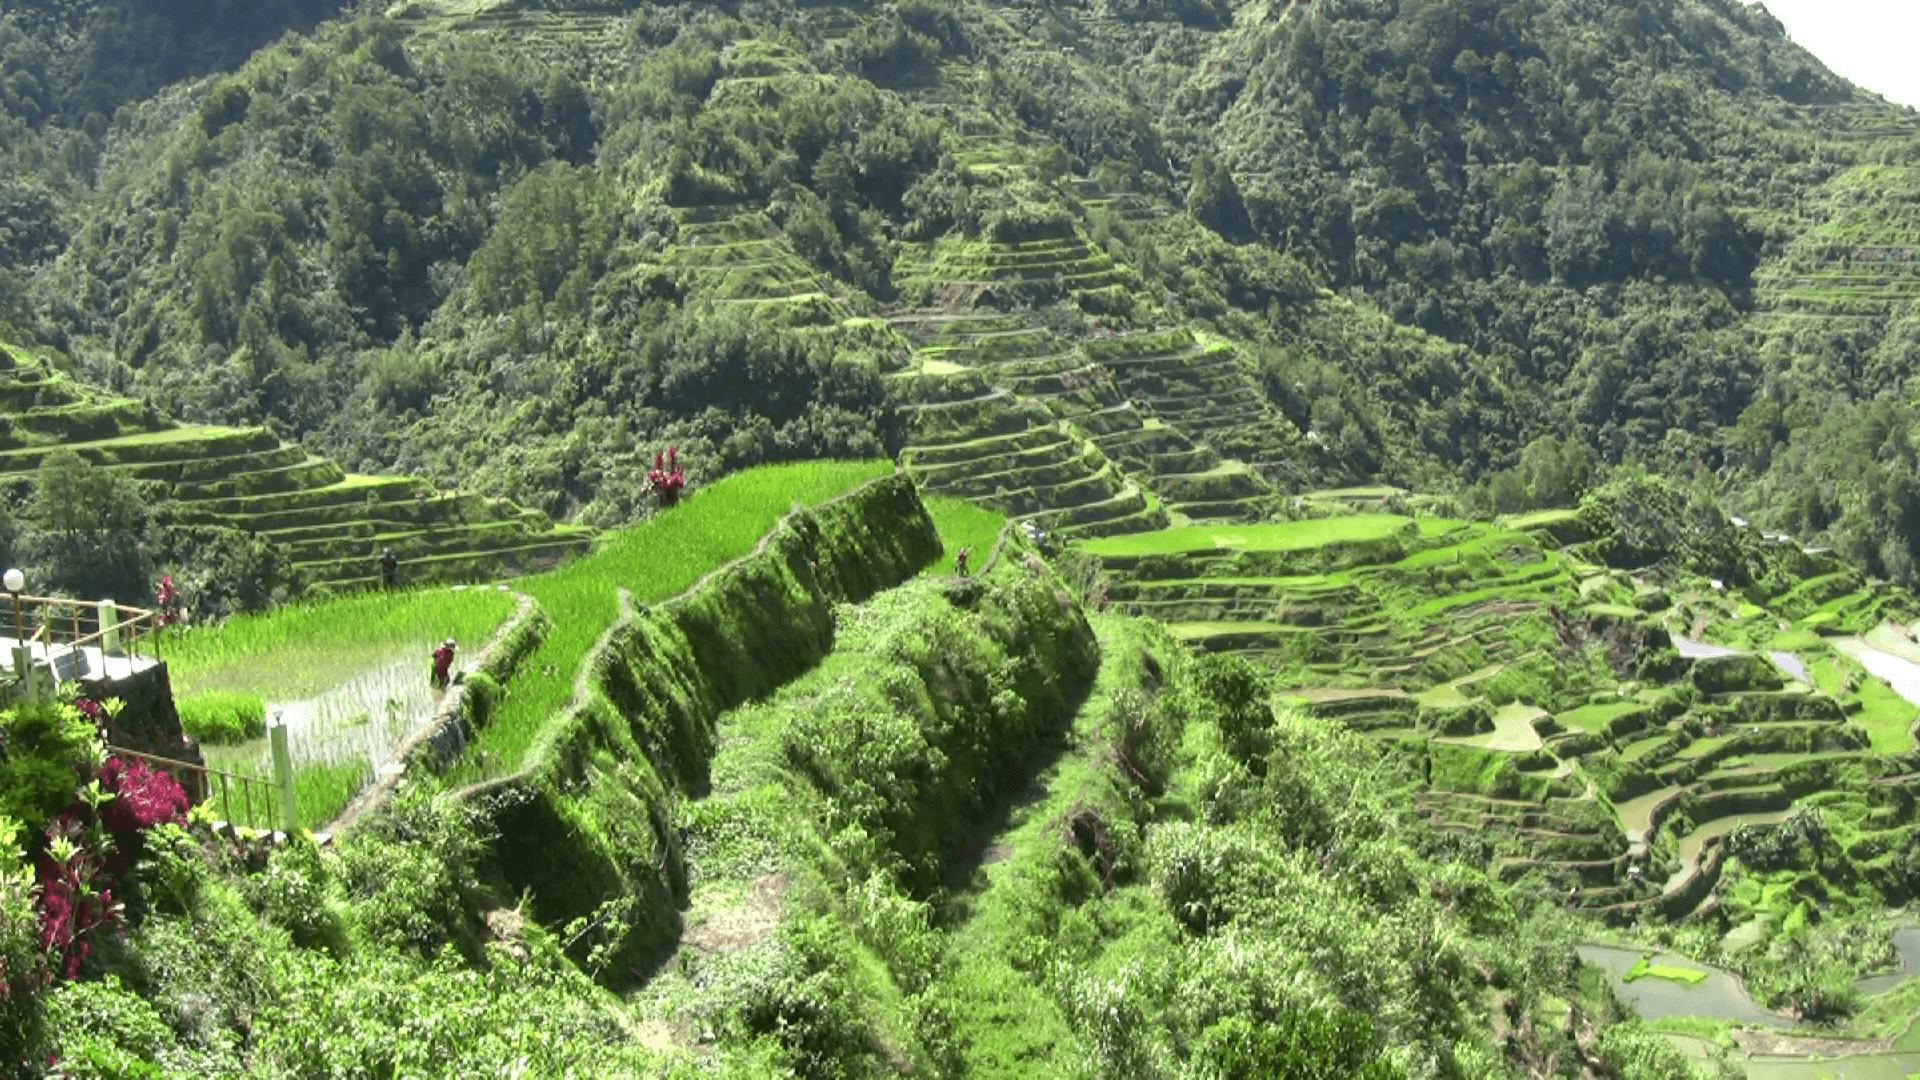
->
xmin=31 ymin=756 xmax=187 ymax=981
xmin=154 ymin=574 xmax=183 ymax=629
xmin=644 ymin=446 xmax=687 ymax=508
xmin=157 ymin=581 xmax=182 ymax=628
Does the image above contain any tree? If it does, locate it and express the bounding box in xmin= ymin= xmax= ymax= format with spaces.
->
xmin=1194 ymin=653 xmax=1273 ymax=769
xmin=27 ymin=451 xmax=149 ymax=600
xmin=1187 ymin=153 xmax=1251 ymax=240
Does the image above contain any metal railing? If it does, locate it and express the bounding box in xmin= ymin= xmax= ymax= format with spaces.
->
xmin=2 ymin=593 xmax=163 ymax=680
xmin=107 ymin=746 xmax=280 ymax=832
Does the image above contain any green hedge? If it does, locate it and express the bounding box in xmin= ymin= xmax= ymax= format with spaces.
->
xmin=178 ymin=692 xmax=267 ymax=745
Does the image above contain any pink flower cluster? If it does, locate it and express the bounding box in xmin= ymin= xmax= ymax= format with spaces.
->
xmin=646 ymin=446 xmax=686 ymax=508
xmin=33 ymin=756 xmax=188 ymax=980
xmin=155 ymin=575 xmax=182 ymax=628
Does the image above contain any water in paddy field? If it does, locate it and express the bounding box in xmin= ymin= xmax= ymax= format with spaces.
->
xmin=1674 ymin=637 xmax=1746 ymax=659
xmin=1576 ymin=944 xmax=1791 ymax=1027
xmin=266 ymin=655 xmax=449 ymax=777
xmin=1585 ymin=930 xmax=1920 ymax=1076
xmin=1834 ymin=637 xmax=1920 ymax=707
xmin=1770 ymin=650 xmax=1812 ymax=683
xmin=1740 ymin=1051 xmax=1920 ymax=1079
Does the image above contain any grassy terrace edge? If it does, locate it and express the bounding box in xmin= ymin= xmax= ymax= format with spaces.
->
xmin=450 ymin=459 xmax=898 ymax=782
xmin=456 ymin=470 xmax=943 ymax=974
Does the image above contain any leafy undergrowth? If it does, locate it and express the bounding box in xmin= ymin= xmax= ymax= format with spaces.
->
xmin=165 ymin=586 xmax=520 ymax=700
xmin=616 ymin=566 xmax=1701 ymax=1078
xmin=453 ymin=459 xmax=894 ymax=782
xmin=626 ymin=560 xmax=1099 ymax=1072
xmin=13 ymin=793 xmax=697 ymax=1076
xmin=11 ymin=517 xmax=1726 ymax=1077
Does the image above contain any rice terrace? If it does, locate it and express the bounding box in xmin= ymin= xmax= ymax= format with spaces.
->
xmin=9 ymin=0 xmax=1920 ymax=1075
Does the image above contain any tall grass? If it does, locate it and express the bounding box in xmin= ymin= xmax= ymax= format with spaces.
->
xmin=457 ymin=459 xmax=895 ymax=781
xmin=166 ymin=586 xmax=520 ymax=699
xmin=294 ymin=760 xmax=379 ymax=831
xmin=921 ymin=495 xmax=1007 ymax=577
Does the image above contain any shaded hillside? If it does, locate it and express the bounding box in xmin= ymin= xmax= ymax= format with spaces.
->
xmin=0 ymin=0 xmax=356 ymax=123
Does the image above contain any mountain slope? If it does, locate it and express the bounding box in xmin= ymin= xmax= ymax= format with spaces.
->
xmin=0 ymin=0 xmax=1916 ymax=573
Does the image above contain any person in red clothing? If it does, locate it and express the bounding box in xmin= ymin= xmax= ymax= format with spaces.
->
xmin=431 ymin=638 xmax=457 ymax=689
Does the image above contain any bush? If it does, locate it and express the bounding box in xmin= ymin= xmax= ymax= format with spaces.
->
xmin=245 ymin=837 xmax=347 ymax=954
xmin=0 ymin=815 xmax=50 ymax=1066
xmin=463 ymin=672 xmax=502 ymax=730
xmin=0 ymin=701 xmax=99 ymax=833
xmin=1196 ymin=1009 xmax=1404 ymax=1079
xmin=43 ymin=976 xmax=176 ymax=1079
xmin=333 ymin=791 xmax=492 ymax=958
xmin=176 ymin=693 xmax=266 ymax=745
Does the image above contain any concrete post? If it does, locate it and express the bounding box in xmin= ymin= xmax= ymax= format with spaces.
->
xmin=11 ymin=645 xmax=31 ymax=701
xmin=269 ymin=718 xmax=299 ymax=835
xmin=97 ymin=600 xmax=119 ymax=655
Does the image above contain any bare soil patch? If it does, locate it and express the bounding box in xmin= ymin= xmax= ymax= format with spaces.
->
xmin=1731 ymin=1029 xmax=1893 ymax=1057
xmin=680 ymin=873 xmax=788 ymax=955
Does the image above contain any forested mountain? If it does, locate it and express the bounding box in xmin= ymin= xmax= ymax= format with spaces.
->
xmin=0 ymin=0 xmax=1914 ymax=556
xmin=10 ymin=2 xmax=1920 ymax=1077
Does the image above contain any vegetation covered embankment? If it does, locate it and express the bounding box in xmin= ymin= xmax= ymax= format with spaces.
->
xmin=464 ymin=469 xmax=942 ymax=981
xmin=455 ymin=459 xmax=897 ymax=780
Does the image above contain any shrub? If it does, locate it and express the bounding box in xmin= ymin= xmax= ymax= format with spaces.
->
xmin=43 ymin=976 xmax=176 ymax=1079
xmin=334 ymin=791 xmax=492 ymax=957
xmin=0 ymin=702 xmax=99 ymax=833
xmin=245 ymin=837 xmax=347 ymax=955
xmin=1591 ymin=1023 xmax=1697 ymax=1080
xmin=0 ymin=815 xmax=50 ymax=1066
xmin=37 ymin=758 xmax=189 ymax=980
xmin=1196 ymin=1009 xmax=1405 ymax=1079
xmin=462 ymin=672 xmax=502 ymax=730
xmin=177 ymin=693 xmax=266 ymax=745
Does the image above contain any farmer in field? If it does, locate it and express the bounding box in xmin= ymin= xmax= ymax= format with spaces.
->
xmin=431 ymin=638 xmax=457 ymax=690
xmin=955 ymin=546 xmax=971 ymax=577
xmin=379 ymin=548 xmax=398 ymax=589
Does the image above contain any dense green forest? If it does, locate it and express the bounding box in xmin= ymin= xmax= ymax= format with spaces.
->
xmin=0 ymin=0 xmax=1912 ymax=565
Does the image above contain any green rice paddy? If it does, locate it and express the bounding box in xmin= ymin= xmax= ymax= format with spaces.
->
xmin=167 ymin=587 xmax=521 ymax=700
xmin=1624 ymin=955 xmax=1711 ymax=986
xmin=1075 ymin=514 xmax=1419 ymax=555
xmin=922 ymin=495 xmax=1008 ymax=577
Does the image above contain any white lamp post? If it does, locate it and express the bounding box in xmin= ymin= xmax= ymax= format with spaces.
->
xmin=5 ymin=567 xmax=24 ymax=688
xmin=5 ymin=567 xmax=22 ymax=640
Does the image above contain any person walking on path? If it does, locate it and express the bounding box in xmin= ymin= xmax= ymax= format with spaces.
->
xmin=380 ymin=549 xmax=398 ymax=589
xmin=431 ymin=638 xmax=457 ymax=690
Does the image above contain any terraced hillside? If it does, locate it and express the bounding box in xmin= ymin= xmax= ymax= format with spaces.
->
xmin=387 ymin=0 xmax=632 ymax=76
xmin=891 ymin=364 xmax=1169 ymax=539
xmin=0 ymin=345 xmax=591 ymax=590
xmin=1747 ymin=102 xmax=1920 ymax=332
xmin=1074 ymin=504 xmax=1920 ymax=934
